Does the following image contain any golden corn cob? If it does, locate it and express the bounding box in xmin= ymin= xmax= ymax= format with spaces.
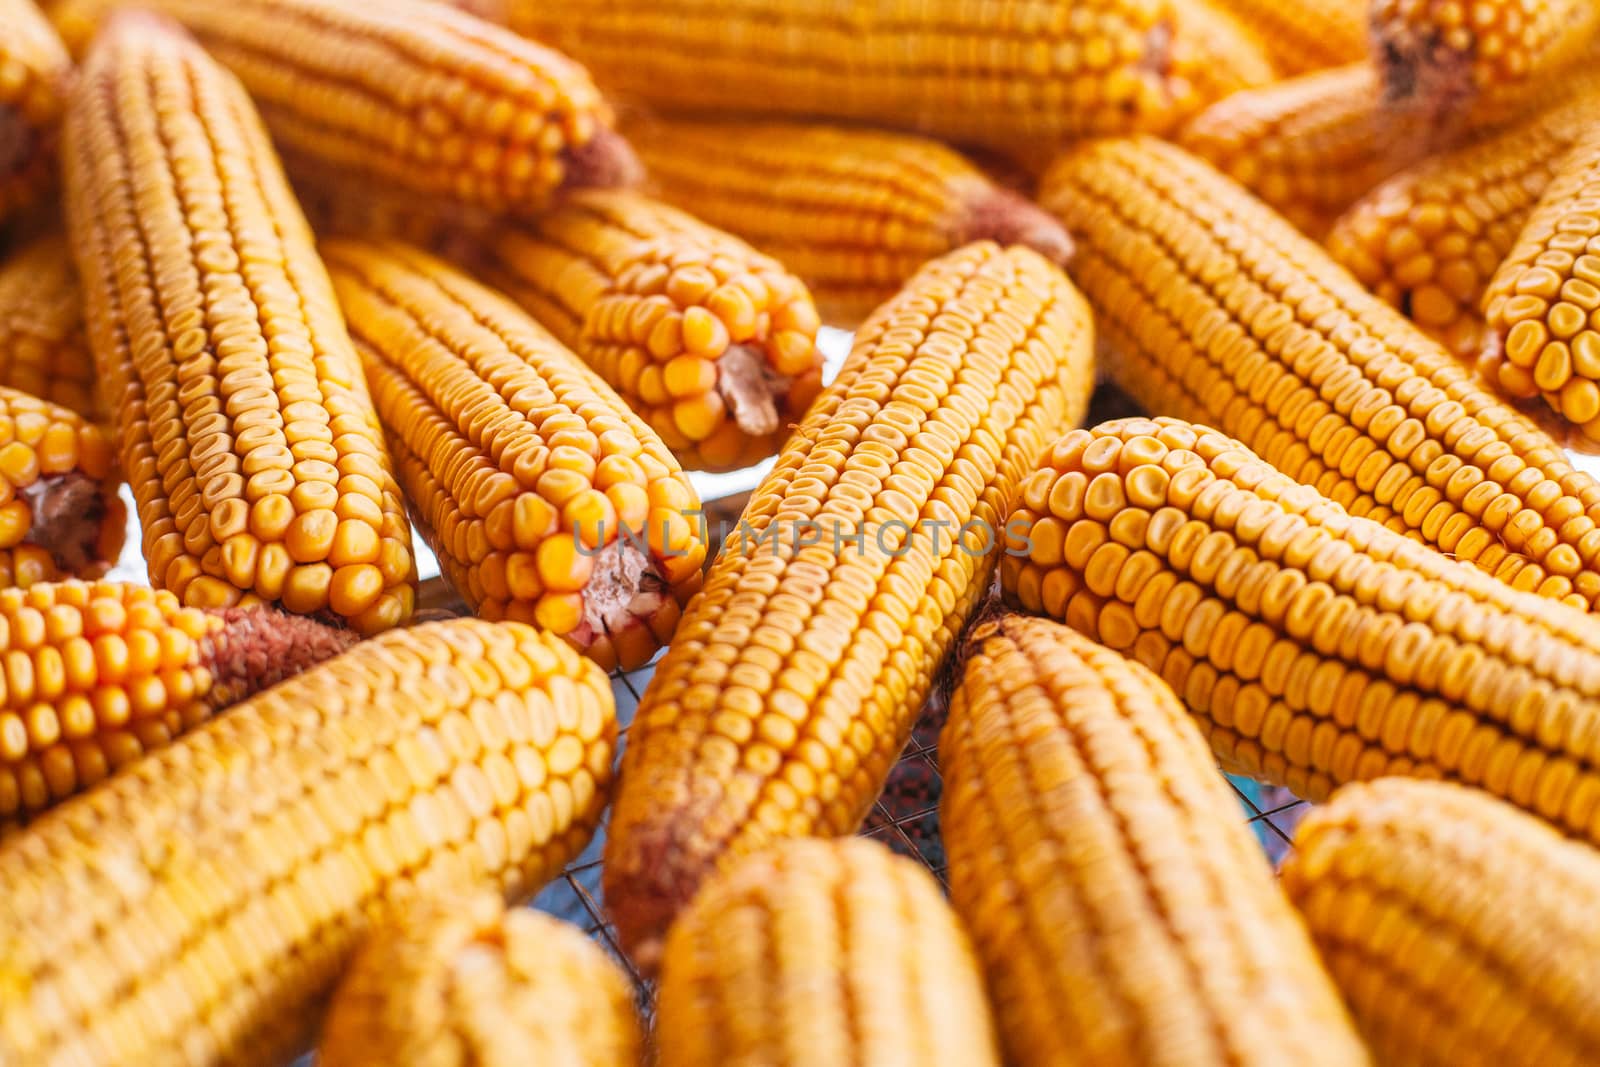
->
xmin=0 ymin=0 xmax=71 ymax=225
xmin=1002 ymin=416 xmax=1600 ymax=842
xmin=502 ymin=0 xmax=1187 ymax=152
xmin=0 ymin=233 xmax=95 ymax=417
xmin=1177 ymin=66 xmax=1408 ymax=238
xmin=622 ymin=116 xmax=1075 ymax=327
xmin=655 ymin=837 xmax=1002 ymax=1067
xmin=0 ymin=580 xmax=355 ymax=820
xmin=62 ymin=14 xmax=416 ymax=633
xmin=473 ymin=190 xmax=826 ymax=472
xmin=601 ymin=242 xmax=1096 ymax=966
xmin=1168 ymin=0 xmax=1278 ymax=108
xmin=51 ymin=0 xmax=635 ymax=215
xmin=941 ymin=612 xmax=1368 ymax=1067
xmin=1283 ymin=778 xmax=1600 ymax=1067
xmin=1039 ymin=136 xmax=1600 ymax=612
xmin=319 ymin=891 xmax=642 ymax=1067
xmin=1201 ymin=0 xmax=1367 ymax=75
xmin=0 ymin=617 xmax=616 ymax=1067
xmin=323 ymin=239 xmax=707 ymax=671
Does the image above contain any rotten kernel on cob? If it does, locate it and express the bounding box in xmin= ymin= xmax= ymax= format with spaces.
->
xmin=0 ymin=233 xmax=96 ymax=417
xmin=319 ymin=891 xmax=642 ymax=1067
xmin=473 ymin=190 xmax=825 ymax=472
xmin=62 ymin=13 xmax=416 ymax=633
xmin=0 ymin=618 xmax=617 ymax=1067
xmin=499 ymin=0 xmax=1186 ymax=152
xmin=1038 ymin=136 xmax=1600 ymax=613
xmin=0 ymin=581 xmax=355 ymax=820
xmin=1000 ymin=417 xmax=1600 ymax=842
xmin=1282 ymin=778 xmax=1600 ymax=1067
xmin=601 ymin=242 xmax=1097 ymax=968
xmin=620 ymin=116 xmax=1075 ymax=327
xmin=322 ymin=239 xmax=707 ymax=672
xmin=1197 ymin=0 xmax=1367 ymax=76
xmin=654 ymin=837 xmax=1002 ymax=1067
xmin=49 ymin=0 xmax=637 ymax=215
xmin=941 ymin=612 xmax=1369 ymax=1067
xmin=0 ymin=0 xmax=71 ymax=225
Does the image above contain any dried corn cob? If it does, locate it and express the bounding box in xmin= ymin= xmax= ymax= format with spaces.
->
xmin=1002 ymin=417 xmax=1600 ymax=845
xmin=474 ymin=190 xmax=825 ymax=472
xmin=1283 ymin=778 xmax=1600 ymax=1067
xmin=319 ymin=891 xmax=641 ymax=1067
xmin=1039 ymin=136 xmax=1600 ymax=612
xmin=623 ymin=117 xmax=1074 ymax=326
xmin=655 ymin=837 xmax=1001 ymax=1067
xmin=0 ymin=580 xmax=355 ymax=820
xmin=502 ymin=0 xmax=1186 ymax=152
xmin=1202 ymin=0 xmax=1367 ymax=75
xmin=0 ymin=617 xmax=616 ymax=1067
xmin=0 ymin=233 xmax=95 ymax=416
xmin=62 ymin=14 xmax=415 ymax=633
xmin=602 ymin=242 xmax=1096 ymax=966
xmin=1177 ymin=66 xmax=1407 ymax=238
xmin=0 ymin=0 xmax=71 ymax=225
xmin=941 ymin=612 xmax=1367 ymax=1067
xmin=323 ymin=239 xmax=707 ymax=671
xmin=1169 ymin=0 xmax=1278 ymax=109
xmin=51 ymin=0 xmax=635 ymax=215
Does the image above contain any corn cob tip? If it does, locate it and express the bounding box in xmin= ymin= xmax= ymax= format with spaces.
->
xmin=19 ymin=472 xmax=107 ymax=573
xmin=199 ymin=605 xmax=360 ymax=707
xmin=567 ymin=539 xmax=671 ymax=656
xmin=958 ymin=186 xmax=1074 ymax=266
xmin=713 ymin=343 xmax=787 ymax=436
xmin=562 ymin=129 xmax=644 ymax=194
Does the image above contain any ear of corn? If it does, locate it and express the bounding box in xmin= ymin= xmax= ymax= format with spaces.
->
xmin=1002 ymin=417 xmax=1600 ymax=846
xmin=1283 ymin=778 xmax=1600 ymax=1067
xmin=1169 ymin=0 xmax=1278 ymax=107
xmin=322 ymin=238 xmax=707 ymax=672
xmin=50 ymin=0 xmax=636 ymax=215
xmin=601 ymin=241 xmax=1097 ymax=967
xmin=501 ymin=0 xmax=1187 ymax=152
xmin=941 ymin=612 xmax=1368 ymax=1067
xmin=1039 ymin=136 xmax=1600 ymax=613
xmin=473 ymin=190 xmax=826 ymax=472
xmin=62 ymin=13 xmax=416 ymax=633
xmin=0 ymin=617 xmax=617 ymax=1067
xmin=621 ymin=116 xmax=1075 ymax=327
xmin=0 ymin=0 xmax=71 ymax=225
xmin=319 ymin=891 xmax=642 ymax=1067
xmin=0 ymin=233 xmax=96 ymax=417
xmin=1196 ymin=0 xmax=1367 ymax=76
xmin=655 ymin=837 xmax=1002 ymax=1067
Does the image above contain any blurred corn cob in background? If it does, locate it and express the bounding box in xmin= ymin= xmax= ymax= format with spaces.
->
xmin=941 ymin=612 xmax=1368 ymax=1067
xmin=0 ymin=0 xmax=71 ymax=226
xmin=623 ymin=116 xmax=1074 ymax=326
xmin=602 ymin=242 xmax=1096 ymax=967
xmin=1284 ymin=778 xmax=1600 ymax=1066
xmin=473 ymin=190 xmax=824 ymax=471
xmin=62 ymin=14 xmax=416 ymax=632
xmin=1199 ymin=0 xmax=1367 ymax=75
xmin=655 ymin=837 xmax=1002 ymax=1067
xmin=0 ymin=618 xmax=617 ymax=1066
xmin=1167 ymin=0 xmax=1277 ymax=107
xmin=319 ymin=891 xmax=642 ymax=1067
xmin=323 ymin=239 xmax=707 ymax=670
xmin=0 ymin=232 xmax=94 ymax=416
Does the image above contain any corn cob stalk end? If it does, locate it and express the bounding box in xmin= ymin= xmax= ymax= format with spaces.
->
xmin=957 ymin=185 xmax=1075 ymax=266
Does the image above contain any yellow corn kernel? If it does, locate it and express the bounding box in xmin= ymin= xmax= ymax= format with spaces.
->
xmin=322 ymin=239 xmax=707 ymax=671
xmin=62 ymin=13 xmax=415 ymax=633
xmin=1039 ymin=136 xmax=1600 ymax=612
xmin=622 ymin=116 xmax=1074 ymax=327
xmin=1284 ymin=779 xmax=1600 ymax=1067
xmin=601 ymin=242 xmax=1097 ymax=967
xmin=0 ymin=235 xmax=94 ymax=417
xmin=1168 ymin=0 xmax=1278 ymax=112
xmin=0 ymin=0 xmax=71 ymax=224
xmin=655 ymin=838 xmax=1001 ymax=1067
xmin=0 ymin=617 xmax=616 ymax=1067
xmin=319 ymin=892 xmax=641 ymax=1067
xmin=1002 ymin=417 xmax=1600 ymax=841
xmin=942 ymin=612 xmax=1368 ymax=1067
xmin=1199 ymin=0 xmax=1367 ymax=76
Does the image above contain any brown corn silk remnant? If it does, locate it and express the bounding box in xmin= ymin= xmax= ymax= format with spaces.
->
xmin=1039 ymin=136 xmax=1600 ymax=613
xmin=0 ymin=618 xmax=618 ymax=1067
xmin=61 ymin=14 xmax=416 ymax=633
xmin=0 ymin=232 xmax=97 ymax=417
xmin=1002 ymin=417 xmax=1600 ymax=848
xmin=0 ymin=0 xmax=72 ymax=225
xmin=1197 ymin=0 xmax=1366 ymax=76
xmin=625 ymin=115 xmax=1074 ymax=327
xmin=941 ymin=613 xmax=1369 ymax=1067
xmin=318 ymin=891 xmax=642 ymax=1067
xmin=503 ymin=0 xmax=1189 ymax=153
xmin=600 ymin=241 xmax=1097 ymax=969
xmin=1284 ymin=778 xmax=1600 ymax=1066
xmin=322 ymin=239 xmax=707 ymax=672
xmin=654 ymin=838 xmax=1002 ymax=1067
xmin=473 ymin=190 xmax=826 ymax=472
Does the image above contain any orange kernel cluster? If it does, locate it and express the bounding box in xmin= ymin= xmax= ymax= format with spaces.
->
xmin=0 ymin=233 xmax=98 ymax=417
xmin=0 ymin=0 xmax=72 ymax=224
